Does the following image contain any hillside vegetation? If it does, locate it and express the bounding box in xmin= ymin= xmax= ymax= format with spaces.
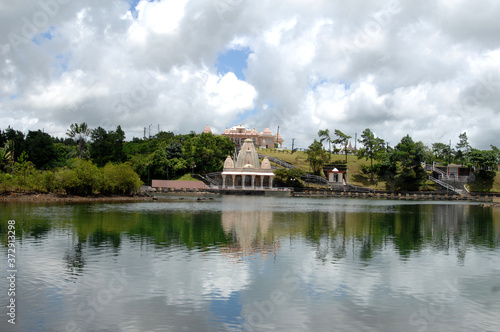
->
xmin=258 ymin=147 xmax=500 ymax=193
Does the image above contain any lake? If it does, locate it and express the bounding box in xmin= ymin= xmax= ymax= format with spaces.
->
xmin=1 ymin=196 xmax=499 ymax=331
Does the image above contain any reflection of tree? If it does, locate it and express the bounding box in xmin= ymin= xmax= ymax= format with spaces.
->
xmin=88 ymin=229 xmax=121 ymax=249
xmin=299 ymin=204 xmax=500 ymax=263
xmin=28 ymin=220 xmax=51 ymax=239
xmin=305 ymin=210 xmax=387 ymax=262
xmin=127 ymin=211 xmax=232 ymax=250
xmin=391 ymin=205 xmax=424 ymax=256
xmin=359 ymin=214 xmax=373 ymax=261
xmin=64 ymin=238 xmax=85 ymax=277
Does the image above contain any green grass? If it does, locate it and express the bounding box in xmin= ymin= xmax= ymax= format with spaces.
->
xmin=256 ymin=148 xmax=310 ymax=172
xmin=175 ymin=173 xmax=199 ymax=181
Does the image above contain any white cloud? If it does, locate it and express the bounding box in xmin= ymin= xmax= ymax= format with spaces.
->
xmin=0 ymin=0 xmax=499 ymax=149
xmin=136 ymin=0 xmax=188 ymax=35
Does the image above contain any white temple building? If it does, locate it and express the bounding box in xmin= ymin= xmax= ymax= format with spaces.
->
xmin=221 ymin=139 xmax=275 ymax=189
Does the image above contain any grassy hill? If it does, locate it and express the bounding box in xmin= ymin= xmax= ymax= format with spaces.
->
xmin=257 ymin=147 xmax=500 ymax=193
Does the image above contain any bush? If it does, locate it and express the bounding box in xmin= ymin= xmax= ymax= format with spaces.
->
xmin=101 ymin=163 xmax=143 ymax=195
xmin=57 ymin=159 xmax=102 ymax=196
xmin=0 ymin=173 xmax=15 ymax=192
xmin=274 ymin=168 xmax=305 ymax=187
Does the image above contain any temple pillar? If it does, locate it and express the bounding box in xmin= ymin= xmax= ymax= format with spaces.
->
xmin=242 ymin=175 xmax=246 ymax=189
xmin=269 ymin=177 xmax=273 ymax=189
xmin=222 ymin=175 xmax=226 ymax=188
xmin=251 ymin=175 xmax=256 ymax=189
xmin=232 ymin=175 xmax=236 ymax=188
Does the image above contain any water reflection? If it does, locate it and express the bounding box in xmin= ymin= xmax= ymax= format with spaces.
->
xmin=0 ymin=198 xmax=499 ymax=332
xmin=221 ymin=207 xmax=278 ymax=261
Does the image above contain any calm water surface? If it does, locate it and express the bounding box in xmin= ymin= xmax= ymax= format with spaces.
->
xmin=1 ymin=196 xmax=499 ymax=331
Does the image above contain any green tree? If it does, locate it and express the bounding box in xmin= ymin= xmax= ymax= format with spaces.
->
xmin=90 ymin=126 xmax=126 ymax=167
xmin=13 ymin=152 xmax=35 ymax=188
xmin=25 ymin=130 xmax=57 ymax=169
xmin=469 ymin=149 xmax=498 ymax=171
xmin=391 ymin=135 xmax=427 ymax=191
xmin=2 ymin=127 xmax=25 ymax=162
xmin=66 ymin=123 xmax=91 ymax=159
xmin=165 ymin=141 xmax=183 ymax=159
xmin=432 ymin=142 xmax=453 ymax=162
xmin=357 ymin=128 xmax=385 ymax=181
xmin=0 ymin=140 xmax=14 ymax=172
xmin=456 ymin=132 xmax=471 ymax=164
xmin=150 ymin=141 xmax=169 ymax=179
xmin=317 ymin=129 xmax=332 ymax=153
xmin=333 ymin=129 xmax=351 ymax=163
xmin=306 ymin=140 xmax=330 ymax=175
xmin=183 ymin=133 xmax=234 ymax=174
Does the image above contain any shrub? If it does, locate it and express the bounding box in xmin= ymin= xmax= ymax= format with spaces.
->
xmin=274 ymin=168 xmax=305 ymax=187
xmin=101 ymin=163 xmax=143 ymax=195
xmin=56 ymin=159 xmax=102 ymax=196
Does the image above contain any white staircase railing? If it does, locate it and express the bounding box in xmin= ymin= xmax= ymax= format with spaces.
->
xmin=429 ymin=176 xmax=464 ymax=195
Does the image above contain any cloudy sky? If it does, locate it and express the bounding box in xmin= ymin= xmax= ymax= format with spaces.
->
xmin=1 ymin=0 xmax=499 ymax=149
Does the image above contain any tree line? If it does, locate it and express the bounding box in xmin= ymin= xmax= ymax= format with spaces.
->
xmin=308 ymin=129 xmax=500 ymax=191
xmin=0 ymin=123 xmax=234 ymax=195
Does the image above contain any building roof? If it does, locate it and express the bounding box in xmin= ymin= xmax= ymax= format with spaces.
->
xmin=235 ymin=139 xmax=261 ymax=168
xmin=203 ymin=125 xmax=212 ymax=134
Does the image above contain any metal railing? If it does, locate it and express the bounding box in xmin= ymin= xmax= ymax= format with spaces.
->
xmin=257 ymin=154 xmax=295 ymax=169
xmin=346 ymin=184 xmax=375 ymax=193
xmin=203 ymin=173 xmax=222 ymax=187
xmin=301 ymin=173 xmax=329 ymax=186
xmin=429 ymin=176 xmax=464 ymax=195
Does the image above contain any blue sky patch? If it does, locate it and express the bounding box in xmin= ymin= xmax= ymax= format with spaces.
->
xmin=128 ymin=0 xmax=155 ymax=18
xmin=209 ymin=291 xmax=244 ymax=328
xmin=215 ymin=47 xmax=252 ymax=81
xmin=54 ymin=53 xmax=70 ymax=75
xmin=231 ymin=107 xmax=258 ymax=127
xmin=32 ymin=27 xmax=55 ymax=45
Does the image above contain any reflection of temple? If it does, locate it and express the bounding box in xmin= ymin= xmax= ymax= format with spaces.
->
xmin=221 ymin=139 xmax=275 ymax=189
xmin=221 ymin=206 xmax=279 ymax=259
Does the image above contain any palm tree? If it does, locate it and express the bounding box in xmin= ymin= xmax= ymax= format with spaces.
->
xmin=333 ymin=129 xmax=351 ymax=163
xmin=67 ymin=123 xmax=91 ymax=159
xmin=318 ymin=129 xmax=332 ymax=153
xmin=0 ymin=140 xmax=14 ymax=172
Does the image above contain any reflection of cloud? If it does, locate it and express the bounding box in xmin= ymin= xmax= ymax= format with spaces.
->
xmin=202 ymin=258 xmax=250 ymax=298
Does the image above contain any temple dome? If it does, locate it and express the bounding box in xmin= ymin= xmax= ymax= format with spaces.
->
xmin=203 ymin=125 xmax=212 ymax=134
xmin=262 ymin=127 xmax=273 ymax=136
xmin=261 ymin=157 xmax=271 ymax=169
xmin=224 ymin=156 xmax=234 ymax=168
xmin=235 ymin=139 xmax=260 ymax=168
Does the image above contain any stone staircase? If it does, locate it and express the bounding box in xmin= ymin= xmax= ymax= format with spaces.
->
xmin=257 ymin=154 xmax=295 ymax=169
xmin=429 ymin=176 xmax=467 ymax=196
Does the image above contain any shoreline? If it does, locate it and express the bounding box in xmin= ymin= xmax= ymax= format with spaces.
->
xmin=0 ymin=192 xmax=152 ymax=203
xmin=1 ymin=190 xmax=499 ymax=204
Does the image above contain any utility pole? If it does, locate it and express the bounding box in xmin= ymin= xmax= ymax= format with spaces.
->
xmin=149 ymin=124 xmax=152 ymax=139
xmin=354 ymin=133 xmax=357 ymax=151
xmin=291 ymin=138 xmax=295 ymax=154
xmin=449 ymin=139 xmax=451 ymax=164
xmin=276 ymin=126 xmax=279 ymax=148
